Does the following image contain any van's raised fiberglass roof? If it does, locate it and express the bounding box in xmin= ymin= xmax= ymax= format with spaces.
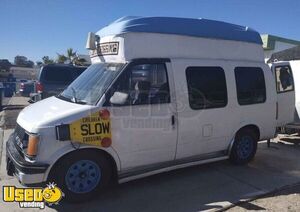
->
xmin=97 ymin=16 xmax=262 ymax=45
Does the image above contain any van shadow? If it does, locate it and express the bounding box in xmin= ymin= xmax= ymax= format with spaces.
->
xmin=50 ymin=142 xmax=300 ymax=212
xmin=51 ymin=162 xmax=234 ymax=212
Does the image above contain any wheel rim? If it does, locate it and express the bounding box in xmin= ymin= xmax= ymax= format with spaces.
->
xmin=236 ymin=135 xmax=254 ymax=160
xmin=65 ymin=160 xmax=101 ymax=194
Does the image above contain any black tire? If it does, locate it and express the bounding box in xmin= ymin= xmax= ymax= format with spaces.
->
xmin=230 ymin=129 xmax=258 ymax=165
xmin=48 ymin=149 xmax=112 ymax=202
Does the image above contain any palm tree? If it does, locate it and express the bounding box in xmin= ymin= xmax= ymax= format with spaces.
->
xmin=74 ymin=58 xmax=87 ymax=66
xmin=42 ymin=56 xmax=54 ymax=65
xmin=66 ymin=48 xmax=77 ymax=64
xmin=56 ymin=53 xmax=67 ymax=64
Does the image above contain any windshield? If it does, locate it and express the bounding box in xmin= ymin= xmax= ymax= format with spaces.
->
xmin=58 ymin=63 xmax=125 ymax=105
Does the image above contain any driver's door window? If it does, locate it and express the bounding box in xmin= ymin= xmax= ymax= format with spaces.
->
xmin=107 ymin=63 xmax=170 ymax=106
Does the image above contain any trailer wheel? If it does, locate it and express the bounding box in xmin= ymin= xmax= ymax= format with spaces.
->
xmin=48 ymin=149 xmax=112 ymax=202
xmin=230 ymin=129 xmax=258 ymax=165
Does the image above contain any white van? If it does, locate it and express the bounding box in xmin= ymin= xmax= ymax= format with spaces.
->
xmin=6 ymin=16 xmax=295 ymax=201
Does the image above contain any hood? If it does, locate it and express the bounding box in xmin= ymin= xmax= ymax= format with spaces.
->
xmin=17 ymin=96 xmax=96 ymax=132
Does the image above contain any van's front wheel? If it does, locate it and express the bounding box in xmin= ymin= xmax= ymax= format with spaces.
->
xmin=230 ymin=129 xmax=258 ymax=165
xmin=48 ymin=150 xmax=112 ymax=202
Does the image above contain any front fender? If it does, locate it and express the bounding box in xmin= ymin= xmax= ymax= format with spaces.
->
xmin=42 ymin=142 xmax=121 ymax=182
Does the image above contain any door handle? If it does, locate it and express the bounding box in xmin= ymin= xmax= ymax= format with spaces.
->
xmin=171 ymin=115 xmax=175 ymax=126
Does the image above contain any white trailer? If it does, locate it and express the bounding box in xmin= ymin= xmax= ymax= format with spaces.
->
xmin=270 ymin=60 xmax=299 ymax=133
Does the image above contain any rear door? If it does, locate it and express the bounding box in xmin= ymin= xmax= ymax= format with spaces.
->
xmin=272 ymin=62 xmax=295 ymax=126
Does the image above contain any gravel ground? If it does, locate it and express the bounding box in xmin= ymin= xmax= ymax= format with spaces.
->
xmin=226 ymin=184 xmax=300 ymax=211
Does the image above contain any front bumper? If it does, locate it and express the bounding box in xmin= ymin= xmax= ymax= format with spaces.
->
xmin=6 ymin=134 xmax=49 ymax=185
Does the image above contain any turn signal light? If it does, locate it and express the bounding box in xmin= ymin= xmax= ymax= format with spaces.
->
xmin=27 ymin=135 xmax=39 ymax=157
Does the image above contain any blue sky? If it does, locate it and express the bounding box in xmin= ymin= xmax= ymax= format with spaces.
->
xmin=1 ymin=0 xmax=300 ymax=63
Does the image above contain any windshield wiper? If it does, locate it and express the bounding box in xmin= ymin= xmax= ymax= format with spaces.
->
xmin=56 ymin=94 xmax=87 ymax=104
xmin=56 ymin=94 xmax=73 ymax=103
xmin=70 ymin=87 xmax=87 ymax=104
xmin=75 ymin=100 xmax=88 ymax=105
xmin=56 ymin=87 xmax=87 ymax=105
xmin=70 ymin=87 xmax=77 ymax=103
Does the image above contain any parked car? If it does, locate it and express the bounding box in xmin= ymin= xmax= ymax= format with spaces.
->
xmin=24 ymin=64 xmax=87 ymax=101
xmin=19 ymin=79 xmax=35 ymax=97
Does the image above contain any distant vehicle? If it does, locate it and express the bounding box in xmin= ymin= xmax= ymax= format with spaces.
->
xmin=19 ymin=79 xmax=35 ymax=97
xmin=24 ymin=64 xmax=87 ymax=101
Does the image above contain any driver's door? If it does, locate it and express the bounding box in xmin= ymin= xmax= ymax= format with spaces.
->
xmin=103 ymin=60 xmax=177 ymax=171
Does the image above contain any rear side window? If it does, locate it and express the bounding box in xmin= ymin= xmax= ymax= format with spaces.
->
xmin=41 ymin=66 xmax=74 ymax=83
xmin=274 ymin=65 xmax=294 ymax=93
xmin=235 ymin=67 xmax=266 ymax=105
xmin=186 ymin=67 xmax=227 ymax=110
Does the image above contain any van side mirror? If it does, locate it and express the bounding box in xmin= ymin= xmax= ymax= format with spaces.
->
xmin=86 ymin=32 xmax=97 ymax=50
xmin=110 ymin=92 xmax=128 ymax=105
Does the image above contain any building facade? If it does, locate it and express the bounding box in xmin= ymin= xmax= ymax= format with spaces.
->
xmin=261 ymin=34 xmax=300 ymax=61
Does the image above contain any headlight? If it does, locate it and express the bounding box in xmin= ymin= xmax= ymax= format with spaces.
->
xmin=26 ymin=134 xmax=40 ymax=157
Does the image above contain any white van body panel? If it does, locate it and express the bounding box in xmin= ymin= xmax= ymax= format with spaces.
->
xmin=16 ymin=97 xmax=122 ymax=173
xmin=40 ymin=141 xmax=122 ymax=182
xmin=171 ymin=59 xmax=276 ymax=159
xmin=91 ymin=33 xmax=264 ymax=64
xmin=17 ymin=97 xmax=93 ymax=132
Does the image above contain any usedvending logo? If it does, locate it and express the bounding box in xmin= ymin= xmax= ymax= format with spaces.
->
xmin=3 ymin=182 xmax=64 ymax=209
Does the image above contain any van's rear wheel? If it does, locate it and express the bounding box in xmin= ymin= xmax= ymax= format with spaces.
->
xmin=230 ymin=129 xmax=258 ymax=165
xmin=48 ymin=150 xmax=112 ymax=202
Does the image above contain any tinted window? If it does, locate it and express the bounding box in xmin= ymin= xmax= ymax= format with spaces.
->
xmin=108 ymin=63 xmax=170 ymax=105
xmin=42 ymin=66 xmax=74 ymax=83
xmin=275 ymin=65 xmax=294 ymax=93
xmin=235 ymin=67 xmax=266 ymax=105
xmin=186 ymin=67 xmax=227 ymax=109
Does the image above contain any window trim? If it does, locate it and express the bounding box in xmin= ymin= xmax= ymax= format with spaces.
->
xmin=185 ymin=66 xmax=228 ymax=110
xmin=103 ymin=60 xmax=171 ymax=107
xmin=234 ymin=66 xmax=267 ymax=106
xmin=274 ymin=65 xmax=294 ymax=94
